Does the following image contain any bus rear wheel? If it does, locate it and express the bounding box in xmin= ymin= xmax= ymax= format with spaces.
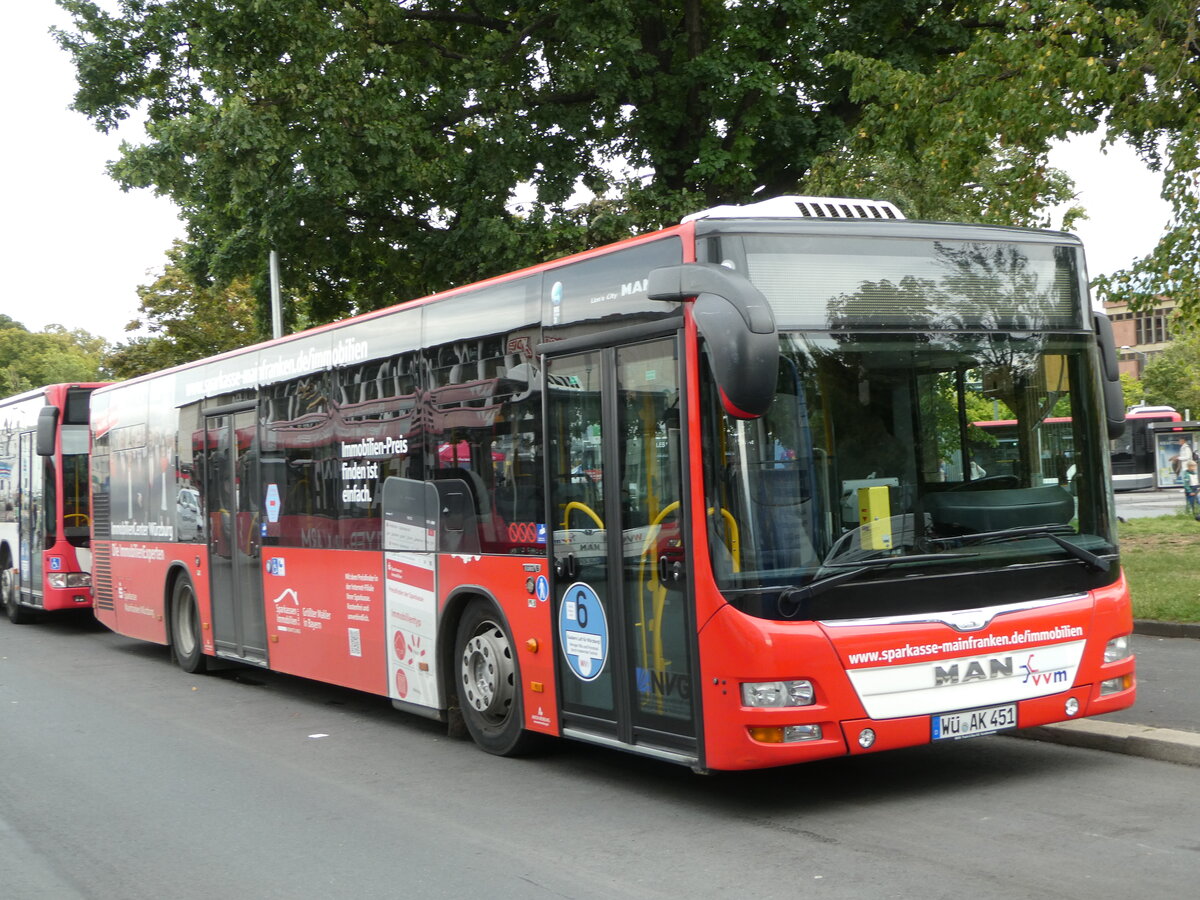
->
xmin=454 ymin=600 xmax=540 ymax=757
xmin=170 ymin=578 xmax=207 ymax=673
xmin=3 ymin=567 xmax=34 ymax=625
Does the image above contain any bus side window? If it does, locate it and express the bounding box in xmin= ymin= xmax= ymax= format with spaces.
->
xmin=429 ymin=476 xmax=481 ymax=554
xmin=427 ymin=326 xmax=544 ymax=554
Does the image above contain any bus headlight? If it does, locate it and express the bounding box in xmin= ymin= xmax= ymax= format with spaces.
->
xmin=741 ymin=680 xmax=815 ymax=708
xmin=1104 ymin=635 xmax=1132 ymax=663
xmin=749 ymin=724 xmax=823 ymax=743
xmin=48 ymin=573 xmax=91 ymax=589
xmin=1101 ymin=675 xmax=1133 ymax=695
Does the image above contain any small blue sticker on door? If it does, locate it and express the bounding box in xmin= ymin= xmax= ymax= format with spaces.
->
xmin=558 ymin=581 xmax=608 ymax=682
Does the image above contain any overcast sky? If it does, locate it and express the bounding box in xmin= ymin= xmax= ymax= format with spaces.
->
xmin=3 ymin=1 xmax=1176 ymax=345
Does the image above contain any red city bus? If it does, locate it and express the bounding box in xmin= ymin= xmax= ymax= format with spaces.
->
xmin=1111 ymin=405 xmax=1182 ymax=490
xmin=1 ymin=383 xmax=106 ymax=623
xmin=973 ymin=405 xmax=1181 ymax=492
xmin=88 ymin=196 xmax=1135 ymax=770
xmin=969 ymin=416 xmax=1077 ymax=487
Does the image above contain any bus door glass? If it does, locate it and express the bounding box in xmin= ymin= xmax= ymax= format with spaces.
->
xmin=204 ymin=408 xmax=267 ymax=664
xmin=546 ymin=337 xmax=695 ymax=746
xmin=18 ymin=431 xmax=43 ymax=598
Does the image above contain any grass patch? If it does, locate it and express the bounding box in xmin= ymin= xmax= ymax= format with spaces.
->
xmin=1118 ymin=511 xmax=1200 ymax=623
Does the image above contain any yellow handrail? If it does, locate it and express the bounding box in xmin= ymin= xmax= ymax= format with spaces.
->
xmin=635 ymin=501 xmax=681 ymax=714
xmin=561 ymin=500 xmax=604 ymax=531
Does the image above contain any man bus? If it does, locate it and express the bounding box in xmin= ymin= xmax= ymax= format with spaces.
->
xmin=87 ymin=196 xmax=1134 ymax=771
xmin=975 ymin=405 xmax=1182 ymax=493
xmin=1 ymin=383 xmax=105 ymax=623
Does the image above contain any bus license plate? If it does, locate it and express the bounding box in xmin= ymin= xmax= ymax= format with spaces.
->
xmin=932 ymin=703 xmax=1017 ymax=740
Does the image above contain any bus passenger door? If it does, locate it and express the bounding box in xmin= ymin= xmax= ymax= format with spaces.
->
xmin=546 ymin=338 xmax=697 ymax=756
xmin=17 ymin=432 xmax=44 ymax=602
xmin=205 ymin=408 xmax=268 ymax=665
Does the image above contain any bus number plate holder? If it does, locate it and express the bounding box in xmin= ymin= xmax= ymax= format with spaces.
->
xmin=931 ymin=703 xmax=1017 ymax=740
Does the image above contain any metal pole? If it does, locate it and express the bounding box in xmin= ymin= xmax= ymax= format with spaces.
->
xmin=269 ymin=250 xmax=283 ymax=339
xmin=1120 ymin=345 xmax=1148 ymax=380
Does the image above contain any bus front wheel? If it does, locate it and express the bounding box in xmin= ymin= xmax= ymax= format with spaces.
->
xmin=454 ymin=600 xmax=540 ymax=757
xmin=3 ymin=567 xmax=34 ymax=625
xmin=170 ymin=578 xmax=207 ymax=674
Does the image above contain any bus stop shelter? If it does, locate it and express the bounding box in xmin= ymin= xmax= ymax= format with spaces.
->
xmin=1147 ymin=420 xmax=1200 ymax=490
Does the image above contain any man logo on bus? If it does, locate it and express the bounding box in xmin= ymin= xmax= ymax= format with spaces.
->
xmin=934 ymin=655 xmax=1013 ymax=685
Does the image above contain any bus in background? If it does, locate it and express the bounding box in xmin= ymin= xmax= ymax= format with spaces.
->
xmin=1 ymin=383 xmax=106 ymax=623
xmin=973 ymin=405 xmax=1181 ymax=492
xmin=969 ymin=416 xmax=1076 ymax=488
xmin=1111 ymin=405 xmax=1181 ymax=491
xmin=88 ymin=196 xmax=1134 ymax=771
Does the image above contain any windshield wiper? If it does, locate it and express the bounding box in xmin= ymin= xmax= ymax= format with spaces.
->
xmin=928 ymin=525 xmax=1111 ymax=573
xmin=778 ymin=552 xmax=975 ymax=618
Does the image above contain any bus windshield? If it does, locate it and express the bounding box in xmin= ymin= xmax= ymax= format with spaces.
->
xmin=61 ymin=424 xmax=91 ymax=548
xmin=701 ymin=330 xmax=1115 ymax=619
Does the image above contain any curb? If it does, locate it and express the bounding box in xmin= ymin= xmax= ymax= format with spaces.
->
xmin=1010 ymin=720 xmax=1200 ymax=768
xmin=1133 ymin=619 xmax=1200 ymax=639
xmin=1009 ymin=624 xmax=1200 ymax=765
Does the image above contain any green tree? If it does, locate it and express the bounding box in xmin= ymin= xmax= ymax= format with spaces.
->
xmin=55 ymin=1 xmax=1200 ymax=325
xmin=102 ymin=241 xmax=261 ymax=379
xmin=808 ymin=1 xmax=1199 ymax=320
xmin=0 ymin=320 xmax=106 ymax=395
xmin=1140 ymin=334 xmax=1200 ymax=416
xmin=1120 ymin=371 xmax=1145 ymax=409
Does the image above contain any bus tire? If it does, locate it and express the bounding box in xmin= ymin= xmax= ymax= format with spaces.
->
xmin=454 ymin=599 xmax=539 ymax=757
xmin=3 ymin=567 xmax=34 ymax=625
xmin=169 ymin=577 xmax=207 ymax=674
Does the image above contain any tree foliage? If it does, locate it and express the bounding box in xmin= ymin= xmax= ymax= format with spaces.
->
xmin=55 ymin=1 xmax=1200 ymax=326
xmin=103 ymin=241 xmax=261 ymax=379
xmin=1140 ymin=333 xmax=1200 ymax=416
xmin=1119 ymin=370 xmax=1144 ymax=409
xmin=0 ymin=319 xmax=106 ymax=396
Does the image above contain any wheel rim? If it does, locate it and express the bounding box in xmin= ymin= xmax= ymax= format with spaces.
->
xmin=460 ymin=620 xmax=516 ymax=723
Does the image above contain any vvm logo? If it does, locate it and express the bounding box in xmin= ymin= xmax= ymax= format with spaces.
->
xmin=1020 ymin=653 xmax=1070 ymax=687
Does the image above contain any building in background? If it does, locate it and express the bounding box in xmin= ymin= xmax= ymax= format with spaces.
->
xmin=1105 ymin=296 xmax=1177 ymax=377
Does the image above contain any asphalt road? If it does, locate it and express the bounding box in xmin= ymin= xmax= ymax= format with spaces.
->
xmin=1099 ymin=633 xmax=1200 ymax=734
xmin=3 ymin=615 xmax=1199 ymax=900
xmin=1114 ymin=487 xmax=1192 ymax=519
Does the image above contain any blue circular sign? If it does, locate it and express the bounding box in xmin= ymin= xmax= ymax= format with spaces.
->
xmin=535 ymin=574 xmax=550 ymax=603
xmin=557 ymin=581 xmax=608 ymax=682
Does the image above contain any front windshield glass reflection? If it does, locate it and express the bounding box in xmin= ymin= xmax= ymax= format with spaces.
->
xmin=701 ymin=331 xmax=1115 ymax=598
